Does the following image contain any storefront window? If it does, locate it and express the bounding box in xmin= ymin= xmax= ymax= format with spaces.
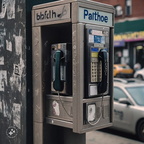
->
xmin=136 ymin=45 xmax=144 ymax=68
xmin=114 ymin=50 xmax=122 ymax=64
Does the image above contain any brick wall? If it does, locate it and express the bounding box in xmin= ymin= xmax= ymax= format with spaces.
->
xmin=94 ymin=0 xmax=144 ymax=21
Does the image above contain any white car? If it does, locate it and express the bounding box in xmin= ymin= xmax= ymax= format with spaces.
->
xmin=113 ymin=78 xmax=144 ymax=142
xmin=134 ymin=68 xmax=144 ymax=80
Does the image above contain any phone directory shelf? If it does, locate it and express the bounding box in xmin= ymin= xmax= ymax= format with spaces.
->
xmin=32 ymin=0 xmax=114 ymax=134
xmin=45 ymin=94 xmax=111 ymax=133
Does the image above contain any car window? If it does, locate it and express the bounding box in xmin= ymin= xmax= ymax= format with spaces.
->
xmin=118 ymin=65 xmax=130 ymax=69
xmin=126 ymin=86 xmax=144 ymax=106
xmin=114 ymin=87 xmax=128 ymax=101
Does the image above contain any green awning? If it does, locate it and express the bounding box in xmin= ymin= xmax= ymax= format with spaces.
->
xmin=114 ymin=19 xmax=144 ymax=34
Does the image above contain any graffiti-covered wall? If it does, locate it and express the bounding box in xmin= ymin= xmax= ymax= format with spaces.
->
xmin=0 ymin=0 xmax=26 ymax=144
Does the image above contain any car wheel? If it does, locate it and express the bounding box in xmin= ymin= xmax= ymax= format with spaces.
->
xmin=136 ymin=120 xmax=144 ymax=142
xmin=136 ymin=74 xmax=143 ymax=80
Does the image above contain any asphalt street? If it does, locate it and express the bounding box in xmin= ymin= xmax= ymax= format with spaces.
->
xmin=86 ymin=129 xmax=144 ymax=144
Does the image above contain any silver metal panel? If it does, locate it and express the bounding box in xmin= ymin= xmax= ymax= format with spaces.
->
xmin=72 ymin=23 xmax=84 ymax=133
xmin=72 ymin=24 xmax=78 ymax=131
xmin=32 ymin=0 xmax=72 ymax=10
xmin=46 ymin=95 xmax=73 ymax=122
xmin=32 ymin=0 xmax=115 ymax=26
xmin=82 ymin=123 xmax=113 ymax=133
xmin=72 ymin=23 xmax=113 ymax=133
xmin=33 ymin=0 xmax=114 ymax=11
xmin=71 ymin=2 xmax=79 ymax=23
xmin=77 ymin=2 xmax=115 ymax=13
xmin=81 ymin=96 xmax=112 ymax=133
xmin=33 ymin=18 xmax=71 ymax=27
xmin=32 ymin=27 xmax=43 ymax=123
xmin=33 ymin=3 xmax=71 ymax=26
xmin=33 ymin=122 xmax=43 ymax=144
xmin=32 ymin=10 xmax=35 ymax=26
xmin=46 ymin=118 xmax=73 ymax=128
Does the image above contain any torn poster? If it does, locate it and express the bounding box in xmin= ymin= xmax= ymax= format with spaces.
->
xmin=14 ymin=64 xmax=21 ymax=76
xmin=14 ymin=35 xmax=23 ymax=55
xmin=10 ymin=73 xmax=21 ymax=92
xmin=13 ymin=103 xmax=21 ymax=129
xmin=7 ymin=0 xmax=15 ymax=19
xmin=0 ymin=35 xmax=4 ymax=53
xmin=0 ymin=56 xmax=4 ymax=65
xmin=0 ymin=70 xmax=7 ymax=91
xmin=0 ymin=0 xmax=16 ymax=19
xmin=0 ymin=0 xmax=7 ymax=19
xmin=6 ymin=39 xmax=12 ymax=51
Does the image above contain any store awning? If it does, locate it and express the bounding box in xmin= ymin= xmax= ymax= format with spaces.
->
xmin=115 ymin=19 xmax=144 ymax=34
xmin=114 ymin=31 xmax=144 ymax=42
xmin=114 ymin=19 xmax=144 ymax=44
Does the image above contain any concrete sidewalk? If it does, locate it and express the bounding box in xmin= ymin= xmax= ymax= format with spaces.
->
xmin=86 ymin=130 xmax=143 ymax=144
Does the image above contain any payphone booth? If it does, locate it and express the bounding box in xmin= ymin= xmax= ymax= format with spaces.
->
xmin=32 ymin=0 xmax=114 ymax=138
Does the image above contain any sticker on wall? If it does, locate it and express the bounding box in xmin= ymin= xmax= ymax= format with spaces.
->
xmin=0 ymin=0 xmax=7 ymax=19
xmin=0 ymin=0 xmax=15 ymax=19
xmin=52 ymin=101 xmax=60 ymax=116
xmin=0 ymin=56 xmax=4 ymax=65
xmin=14 ymin=64 xmax=22 ymax=91
xmin=14 ymin=34 xmax=22 ymax=55
xmin=0 ymin=28 xmax=6 ymax=36
xmin=13 ymin=103 xmax=21 ymax=129
xmin=7 ymin=0 xmax=15 ymax=19
xmin=10 ymin=74 xmax=21 ymax=92
xmin=2 ymin=99 xmax=10 ymax=119
xmin=14 ymin=64 xmax=21 ymax=76
xmin=17 ymin=5 xmax=23 ymax=18
xmin=0 ymin=35 xmax=4 ymax=53
xmin=10 ymin=63 xmax=23 ymax=92
xmin=0 ymin=22 xmax=4 ymax=27
xmin=0 ymin=70 xmax=7 ymax=91
xmin=20 ymin=57 xmax=25 ymax=73
xmin=6 ymin=126 xmax=18 ymax=139
xmin=6 ymin=39 xmax=12 ymax=51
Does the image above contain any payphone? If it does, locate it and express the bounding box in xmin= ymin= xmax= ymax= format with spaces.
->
xmin=32 ymin=0 xmax=114 ymax=136
xmin=51 ymin=43 xmax=72 ymax=95
xmin=85 ymin=25 xmax=109 ymax=97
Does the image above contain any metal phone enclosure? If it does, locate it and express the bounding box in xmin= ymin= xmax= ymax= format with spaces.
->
xmin=32 ymin=0 xmax=114 ymax=134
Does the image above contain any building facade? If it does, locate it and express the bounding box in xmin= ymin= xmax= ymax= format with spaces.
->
xmin=95 ymin=0 xmax=144 ymax=68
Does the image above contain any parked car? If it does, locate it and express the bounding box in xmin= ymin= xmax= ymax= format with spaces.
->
xmin=113 ymin=78 xmax=144 ymax=142
xmin=113 ymin=64 xmax=133 ymax=78
xmin=134 ymin=68 xmax=144 ymax=80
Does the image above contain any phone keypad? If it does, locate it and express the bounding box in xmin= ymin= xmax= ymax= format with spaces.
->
xmin=91 ymin=62 xmax=102 ymax=82
xmin=91 ymin=62 xmax=98 ymax=82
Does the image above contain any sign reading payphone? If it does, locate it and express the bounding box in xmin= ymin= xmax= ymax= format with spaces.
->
xmin=32 ymin=0 xmax=114 ymax=134
xmin=79 ymin=7 xmax=112 ymax=26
